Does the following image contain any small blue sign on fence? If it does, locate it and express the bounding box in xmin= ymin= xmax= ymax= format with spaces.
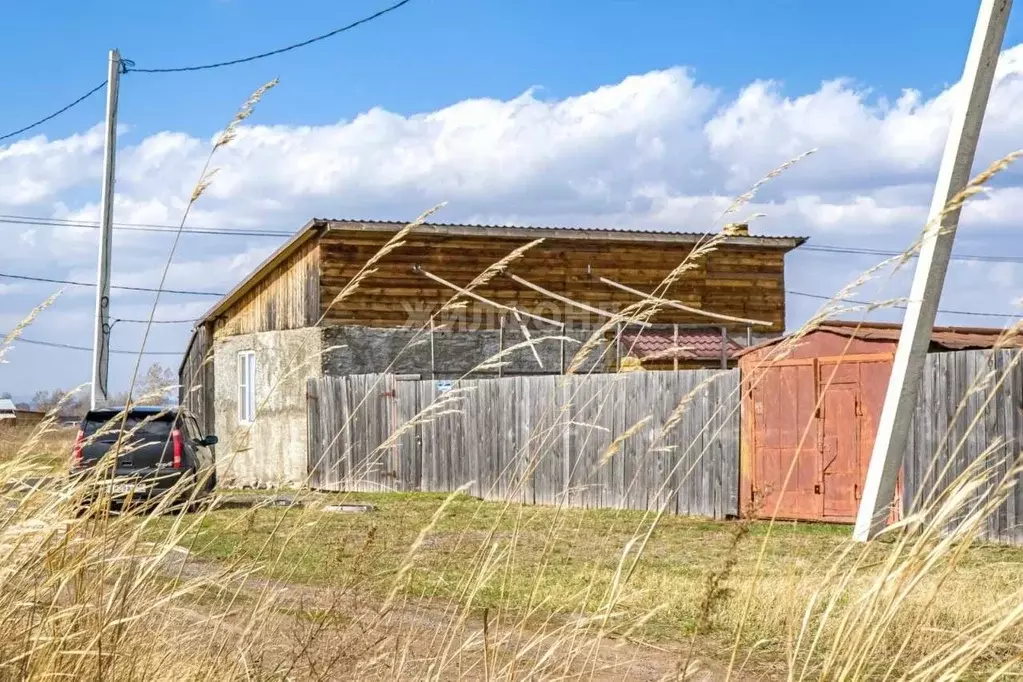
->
xmin=436 ymin=379 xmax=453 ymax=393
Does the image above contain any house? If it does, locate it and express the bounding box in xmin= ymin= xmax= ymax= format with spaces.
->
xmin=736 ymin=320 xmax=1021 ymax=524
xmin=0 ymin=399 xmax=46 ymax=429
xmin=179 ymin=218 xmax=805 ymax=488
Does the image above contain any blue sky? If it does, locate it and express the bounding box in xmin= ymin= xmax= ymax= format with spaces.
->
xmin=6 ymin=1 xmax=1018 ymax=139
xmin=3 ymin=0 xmax=1023 ymax=399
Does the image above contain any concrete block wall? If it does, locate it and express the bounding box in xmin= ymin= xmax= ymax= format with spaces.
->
xmin=213 ymin=327 xmax=322 ymax=488
xmin=321 ymin=324 xmax=612 ymax=378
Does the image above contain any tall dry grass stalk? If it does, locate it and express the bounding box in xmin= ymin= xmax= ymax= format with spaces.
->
xmin=125 ymin=78 xmax=279 ymax=410
xmin=6 ymin=77 xmax=1023 ymax=681
xmin=0 ymin=292 xmax=62 ymax=364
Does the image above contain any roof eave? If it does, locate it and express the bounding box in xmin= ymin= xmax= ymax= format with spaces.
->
xmin=324 ymin=219 xmax=807 ymax=251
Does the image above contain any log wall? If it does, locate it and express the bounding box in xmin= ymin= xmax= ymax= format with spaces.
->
xmin=318 ymin=231 xmax=789 ymax=332
xmin=208 ymin=226 xmax=796 ymax=341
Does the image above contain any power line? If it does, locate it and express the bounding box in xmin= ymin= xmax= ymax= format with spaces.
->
xmin=0 ymin=215 xmax=291 ymax=238
xmin=7 ymin=336 xmax=181 ymax=356
xmin=0 ymin=81 xmax=108 ymax=143
xmin=19 ymin=292 xmax=1017 ymax=355
xmin=5 ymin=292 xmax=1017 ymax=357
xmin=0 ymin=270 xmax=225 ymax=297
xmin=126 ymin=0 xmax=414 ymax=74
xmin=114 ymin=317 xmax=197 ymax=325
xmin=7 ymin=213 xmax=1023 ymax=266
xmin=0 ymin=265 xmax=1019 ymax=318
xmin=787 ymin=289 xmax=1020 ymax=319
xmin=800 ymin=243 xmax=1023 ymax=264
xmin=5 ymin=221 xmax=1023 ymax=319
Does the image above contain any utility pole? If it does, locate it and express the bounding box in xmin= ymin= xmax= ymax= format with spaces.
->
xmin=90 ymin=49 xmax=122 ymax=410
xmin=853 ymin=0 xmax=1011 ymax=542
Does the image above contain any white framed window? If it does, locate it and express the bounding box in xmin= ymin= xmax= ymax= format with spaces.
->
xmin=237 ymin=351 xmax=257 ymax=424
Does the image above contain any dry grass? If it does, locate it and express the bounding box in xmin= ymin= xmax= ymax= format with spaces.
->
xmin=1 ymin=81 xmax=1022 ymax=681
xmin=0 ymin=423 xmax=74 ymax=471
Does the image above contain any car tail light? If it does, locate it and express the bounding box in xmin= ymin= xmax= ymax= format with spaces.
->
xmin=171 ymin=429 xmax=183 ymax=469
xmin=72 ymin=429 xmax=84 ymax=465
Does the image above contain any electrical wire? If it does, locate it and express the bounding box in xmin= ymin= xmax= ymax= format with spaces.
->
xmin=0 ymin=270 xmax=225 ymax=297
xmin=126 ymin=0 xmax=413 ymax=73
xmin=787 ymin=289 xmax=1019 ymax=319
xmin=0 ymin=267 xmax=1017 ymax=318
xmin=799 ymin=243 xmax=1023 ymax=264
xmin=0 ymin=81 xmax=108 ymax=143
xmin=113 ymin=317 xmax=197 ymax=324
xmin=5 ymin=290 xmax=1017 ymax=356
xmin=4 ymin=216 xmax=1022 ymax=327
xmin=6 ymin=213 xmax=1023 ymax=266
xmin=7 ymin=335 xmax=181 ymax=356
xmin=0 ymin=214 xmax=291 ymax=238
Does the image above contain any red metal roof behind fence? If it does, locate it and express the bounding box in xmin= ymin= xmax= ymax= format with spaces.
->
xmin=814 ymin=320 xmax=1022 ymax=349
xmin=621 ymin=330 xmax=742 ymax=361
xmin=735 ymin=320 xmax=1023 ymax=359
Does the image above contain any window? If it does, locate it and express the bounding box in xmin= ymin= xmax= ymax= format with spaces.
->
xmin=83 ymin=413 xmax=173 ymax=442
xmin=238 ymin=351 xmax=257 ymax=423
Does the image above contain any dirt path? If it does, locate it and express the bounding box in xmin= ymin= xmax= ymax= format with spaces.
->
xmin=0 ymin=493 xmax=773 ymax=680
xmin=155 ymin=546 xmax=758 ymax=681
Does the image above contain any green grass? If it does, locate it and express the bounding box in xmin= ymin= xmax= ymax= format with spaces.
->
xmin=143 ymin=488 xmax=1023 ymax=674
xmin=171 ymin=492 xmax=849 ymax=609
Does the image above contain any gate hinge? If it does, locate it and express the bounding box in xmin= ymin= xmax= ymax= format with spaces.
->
xmin=380 ymin=390 xmax=396 ymax=398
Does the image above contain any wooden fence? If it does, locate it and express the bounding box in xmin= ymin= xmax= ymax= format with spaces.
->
xmin=306 ymin=369 xmax=741 ymax=518
xmin=904 ymin=348 xmax=1023 ymax=544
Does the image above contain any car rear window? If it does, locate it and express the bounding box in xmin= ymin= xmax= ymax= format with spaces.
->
xmin=82 ymin=414 xmax=174 ymax=441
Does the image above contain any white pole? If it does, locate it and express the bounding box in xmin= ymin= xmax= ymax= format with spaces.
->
xmin=90 ymin=49 xmax=122 ymax=410
xmin=853 ymin=0 xmax=1011 ymax=542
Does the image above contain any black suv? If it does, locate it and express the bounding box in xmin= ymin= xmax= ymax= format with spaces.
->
xmin=70 ymin=405 xmax=217 ymax=509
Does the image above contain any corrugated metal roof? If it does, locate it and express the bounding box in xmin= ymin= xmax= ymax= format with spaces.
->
xmin=323 ymin=217 xmax=808 ymax=246
xmin=622 ymin=330 xmax=742 ymax=361
xmin=735 ymin=319 xmax=1022 ymax=358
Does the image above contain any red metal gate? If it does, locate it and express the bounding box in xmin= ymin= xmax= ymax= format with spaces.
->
xmin=742 ymin=353 xmax=900 ymax=523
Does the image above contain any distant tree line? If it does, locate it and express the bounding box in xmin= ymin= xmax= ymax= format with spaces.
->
xmin=3 ymin=363 xmax=178 ymax=418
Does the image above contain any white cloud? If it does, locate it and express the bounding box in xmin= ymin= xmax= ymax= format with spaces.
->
xmin=0 ymin=125 xmax=106 ymax=206
xmin=4 ymin=47 xmax=1023 ymax=393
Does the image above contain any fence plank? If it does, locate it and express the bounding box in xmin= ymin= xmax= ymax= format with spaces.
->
xmin=395 ymin=379 xmax=421 ymax=491
xmin=1005 ymin=354 xmax=1022 ymax=543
